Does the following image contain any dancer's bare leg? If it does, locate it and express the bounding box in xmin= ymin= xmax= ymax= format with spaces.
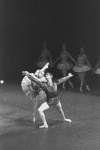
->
xmin=28 ymin=92 xmax=38 ymax=123
xmin=38 ymin=102 xmax=50 ymax=128
xmin=78 ymin=72 xmax=85 ymax=92
xmin=62 ymin=69 xmax=67 ymax=89
xmin=84 ymin=76 xmax=90 ymax=91
xmin=54 ymin=101 xmax=72 ymax=122
xmin=33 ymin=99 xmax=38 ymax=122
xmin=62 ymin=69 xmax=73 ymax=89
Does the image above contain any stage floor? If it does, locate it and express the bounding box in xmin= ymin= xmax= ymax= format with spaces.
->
xmin=0 ymin=82 xmax=100 ymax=150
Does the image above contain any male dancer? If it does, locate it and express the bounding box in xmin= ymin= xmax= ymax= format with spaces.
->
xmin=22 ymin=70 xmax=73 ymax=128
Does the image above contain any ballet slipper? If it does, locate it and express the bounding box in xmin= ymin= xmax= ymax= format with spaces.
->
xmin=63 ymin=118 xmax=72 ymax=122
xmin=86 ymin=85 xmax=90 ymax=91
xmin=80 ymin=87 xmax=83 ymax=92
xmin=39 ymin=124 xmax=48 ymax=128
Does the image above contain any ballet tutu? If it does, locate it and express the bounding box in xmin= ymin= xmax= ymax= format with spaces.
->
xmin=73 ymin=64 xmax=91 ymax=72
xmin=21 ymin=76 xmax=46 ymax=100
xmin=37 ymin=60 xmax=52 ymax=68
xmin=37 ymin=60 xmax=48 ymax=68
xmin=57 ymin=62 xmax=73 ymax=70
xmin=95 ymin=67 xmax=100 ymax=74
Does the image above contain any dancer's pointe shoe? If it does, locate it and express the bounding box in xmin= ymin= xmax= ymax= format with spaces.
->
xmin=86 ymin=85 xmax=90 ymax=91
xmin=80 ymin=88 xmax=83 ymax=92
xmin=63 ymin=118 xmax=72 ymax=122
xmin=39 ymin=124 xmax=48 ymax=128
xmin=33 ymin=117 xmax=36 ymax=123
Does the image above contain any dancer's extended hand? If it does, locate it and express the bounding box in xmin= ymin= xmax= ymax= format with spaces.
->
xmin=22 ymin=71 xmax=30 ymax=76
xmin=68 ymin=73 xmax=73 ymax=78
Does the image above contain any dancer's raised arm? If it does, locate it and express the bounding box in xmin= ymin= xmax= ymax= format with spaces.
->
xmin=40 ymin=62 xmax=49 ymax=72
xmin=22 ymin=71 xmax=42 ymax=85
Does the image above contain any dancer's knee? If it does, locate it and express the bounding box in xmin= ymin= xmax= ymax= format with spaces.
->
xmin=38 ymin=108 xmax=42 ymax=113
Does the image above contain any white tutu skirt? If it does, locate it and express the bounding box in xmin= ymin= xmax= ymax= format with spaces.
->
xmin=37 ymin=60 xmax=52 ymax=68
xmin=57 ymin=62 xmax=73 ymax=70
xmin=21 ymin=82 xmax=46 ymax=101
xmin=73 ymin=65 xmax=91 ymax=72
xmin=95 ymin=67 xmax=100 ymax=74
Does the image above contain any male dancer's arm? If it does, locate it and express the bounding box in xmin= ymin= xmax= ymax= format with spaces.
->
xmin=56 ymin=73 xmax=73 ymax=85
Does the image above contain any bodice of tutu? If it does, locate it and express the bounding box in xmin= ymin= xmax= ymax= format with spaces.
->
xmin=41 ymin=49 xmax=48 ymax=61
xmin=61 ymin=51 xmax=68 ymax=62
xmin=77 ymin=54 xmax=86 ymax=65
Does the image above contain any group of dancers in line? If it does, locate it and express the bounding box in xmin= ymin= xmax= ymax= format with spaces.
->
xmin=21 ymin=41 xmax=100 ymax=128
xmin=34 ymin=41 xmax=100 ymax=92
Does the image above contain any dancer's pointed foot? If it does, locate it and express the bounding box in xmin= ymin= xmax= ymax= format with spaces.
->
xmin=39 ymin=124 xmax=48 ymax=128
xmin=86 ymin=85 xmax=90 ymax=91
xmin=63 ymin=118 xmax=72 ymax=122
xmin=80 ymin=88 xmax=83 ymax=92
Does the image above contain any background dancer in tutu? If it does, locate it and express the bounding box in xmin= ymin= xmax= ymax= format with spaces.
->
xmin=93 ymin=59 xmax=100 ymax=74
xmin=73 ymin=47 xmax=92 ymax=92
xmin=53 ymin=44 xmax=76 ymax=89
xmin=34 ymin=41 xmax=53 ymax=68
xmin=23 ymin=71 xmax=73 ymax=128
xmin=21 ymin=63 xmax=49 ymax=123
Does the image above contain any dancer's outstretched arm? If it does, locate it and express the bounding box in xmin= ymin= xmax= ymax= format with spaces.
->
xmin=53 ymin=55 xmax=61 ymax=66
xmin=40 ymin=62 xmax=49 ymax=72
xmin=34 ymin=54 xmax=41 ymax=65
xmin=85 ymin=56 xmax=92 ymax=69
xmin=57 ymin=73 xmax=73 ymax=85
xmin=68 ymin=52 xmax=77 ymax=64
xmin=22 ymin=71 xmax=42 ymax=85
xmin=47 ymin=50 xmax=53 ymax=63
xmin=93 ymin=60 xmax=100 ymax=71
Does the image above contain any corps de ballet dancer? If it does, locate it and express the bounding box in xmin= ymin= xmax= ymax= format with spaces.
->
xmin=53 ymin=44 xmax=77 ymax=89
xmin=73 ymin=47 xmax=92 ymax=92
xmin=23 ymin=70 xmax=73 ymax=128
xmin=21 ymin=63 xmax=49 ymax=123
xmin=34 ymin=41 xmax=53 ymax=68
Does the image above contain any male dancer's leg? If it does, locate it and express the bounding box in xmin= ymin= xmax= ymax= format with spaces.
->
xmin=38 ymin=102 xmax=50 ymax=128
xmin=54 ymin=101 xmax=72 ymax=122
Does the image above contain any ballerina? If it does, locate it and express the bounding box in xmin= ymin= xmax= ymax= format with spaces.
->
xmin=21 ymin=63 xmax=49 ymax=122
xmin=73 ymin=47 xmax=92 ymax=92
xmin=53 ymin=44 xmax=76 ymax=89
xmin=35 ymin=41 xmax=53 ymax=68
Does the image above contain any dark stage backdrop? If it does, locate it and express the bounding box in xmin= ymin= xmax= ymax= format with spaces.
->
xmin=0 ymin=0 xmax=100 ymax=82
